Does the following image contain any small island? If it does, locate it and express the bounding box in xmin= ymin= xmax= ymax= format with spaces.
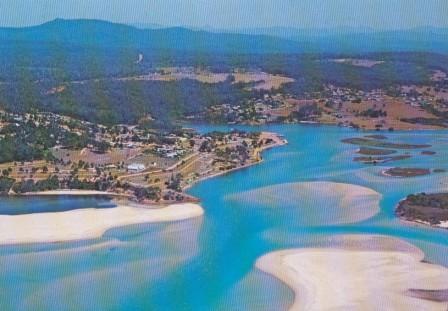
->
xmin=422 ymin=151 xmax=436 ymax=155
xmin=396 ymin=193 xmax=448 ymax=229
xmin=382 ymin=167 xmax=431 ymax=177
xmin=354 ymin=155 xmax=410 ymax=164
xmin=434 ymin=169 xmax=447 ymax=173
xmin=357 ymin=147 xmax=397 ymax=156
xmin=342 ymin=137 xmax=431 ymax=149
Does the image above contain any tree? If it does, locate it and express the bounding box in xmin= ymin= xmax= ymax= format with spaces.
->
xmin=134 ymin=186 xmax=161 ymax=201
xmin=167 ymin=173 xmax=183 ymax=192
xmin=0 ymin=176 xmax=15 ymax=194
xmin=95 ymin=141 xmax=110 ymax=154
xmin=12 ymin=179 xmax=36 ymax=193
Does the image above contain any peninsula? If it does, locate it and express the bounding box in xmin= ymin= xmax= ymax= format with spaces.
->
xmin=0 ymin=108 xmax=286 ymax=205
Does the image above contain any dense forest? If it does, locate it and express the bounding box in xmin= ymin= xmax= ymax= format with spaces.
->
xmin=1 ymin=50 xmax=446 ymax=125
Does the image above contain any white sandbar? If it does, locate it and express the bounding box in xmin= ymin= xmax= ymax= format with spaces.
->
xmin=0 ymin=203 xmax=203 ymax=245
xmin=227 ymin=181 xmax=382 ymax=225
xmin=256 ymin=235 xmax=448 ymax=311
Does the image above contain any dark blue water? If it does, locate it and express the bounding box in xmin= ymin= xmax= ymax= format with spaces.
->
xmin=0 ymin=124 xmax=447 ymax=310
xmin=0 ymin=196 xmax=116 ymax=215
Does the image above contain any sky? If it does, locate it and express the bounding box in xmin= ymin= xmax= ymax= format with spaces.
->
xmin=0 ymin=0 xmax=448 ymax=30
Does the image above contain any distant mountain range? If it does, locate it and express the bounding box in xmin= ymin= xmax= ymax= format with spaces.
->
xmin=1 ymin=19 xmax=448 ymax=54
xmin=179 ymin=26 xmax=381 ymax=38
xmin=131 ymin=24 xmax=378 ymax=36
xmin=132 ymin=23 xmax=448 ymax=53
xmin=0 ymin=19 xmax=299 ymax=54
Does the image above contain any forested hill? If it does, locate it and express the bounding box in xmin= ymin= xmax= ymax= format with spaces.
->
xmin=1 ymin=19 xmax=448 ymax=54
xmin=0 ymin=19 xmax=301 ymax=54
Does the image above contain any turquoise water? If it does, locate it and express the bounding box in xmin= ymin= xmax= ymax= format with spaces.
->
xmin=1 ymin=124 xmax=448 ymax=310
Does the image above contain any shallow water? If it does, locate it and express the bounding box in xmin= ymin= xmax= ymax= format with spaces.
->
xmin=1 ymin=124 xmax=447 ymax=310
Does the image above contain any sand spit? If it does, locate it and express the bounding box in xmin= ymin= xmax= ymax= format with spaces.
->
xmin=256 ymin=235 xmax=448 ymax=311
xmin=0 ymin=203 xmax=203 ymax=245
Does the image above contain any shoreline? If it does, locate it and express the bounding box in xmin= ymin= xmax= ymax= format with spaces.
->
xmin=183 ymin=158 xmax=267 ymax=191
xmin=0 ymin=202 xmax=204 ymax=245
xmin=256 ymin=235 xmax=448 ymax=311
xmin=400 ymin=218 xmax=448 ymax=230
xmin=196 ymin=120 xmax=447 ymax=131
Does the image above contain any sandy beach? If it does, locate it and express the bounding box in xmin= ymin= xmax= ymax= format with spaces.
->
xmin=0 ymin=202 xmax=203 ymax=245
xmin=256 ymin=235 xmax=448 ymax=311
xmin=401 ymin=218 xmax=448 ymax=230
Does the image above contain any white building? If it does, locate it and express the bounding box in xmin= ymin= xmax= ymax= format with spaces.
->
xmin=127 ymin=163 xmax=146 ymax=172
xmin=165 ymin=152 xmax=178 ymax=159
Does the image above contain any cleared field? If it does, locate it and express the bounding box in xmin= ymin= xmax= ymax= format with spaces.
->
xmin=120 ymin=152 xmax=215 ymax=189
xmin=284 ymin=95 xmax=444 ymax=130
xmin=125 ymin=153 xmax=178 ymax=170
xmin=0 ymin=160 xmax=53 ymax=180
xmin=52 ymin=147 xmax=141 ymax=166
xmin=330 ymin=58 xmax=385 ymax=68
xmin=117 ymin=68 xmax=294 ymax=91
